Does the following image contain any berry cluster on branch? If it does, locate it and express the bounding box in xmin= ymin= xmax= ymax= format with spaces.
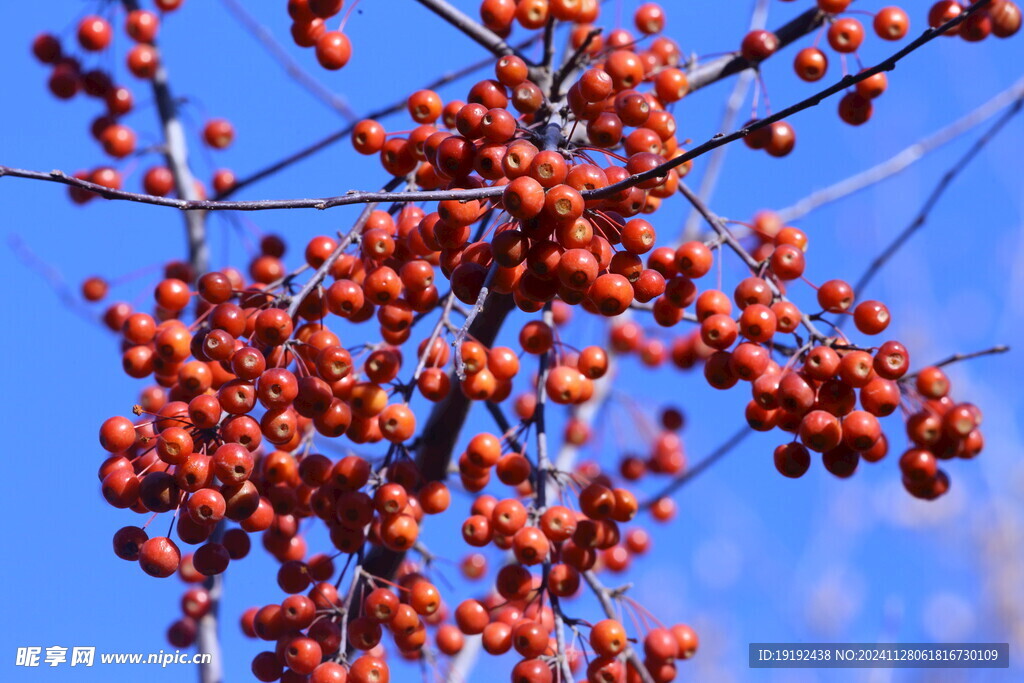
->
xmin=13 ymin=1 xmax=1019 ymax=682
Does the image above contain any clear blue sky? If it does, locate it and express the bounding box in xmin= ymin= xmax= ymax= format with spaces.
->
xmin=1 ymin=1 xmax=1022 ymax=681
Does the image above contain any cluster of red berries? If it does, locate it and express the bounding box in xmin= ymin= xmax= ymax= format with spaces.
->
xmin=348 ymin=20 xmax=695 ymax=321
xmin=748 ymin=0 xmax=1019 ymax=140
xmin=580 ymin=208 xmax=980 ymax=500
xmin=55 ymin=0 xmax=1015 ymax=681
xmin=87 ymin=215 xmax=703 ymax=681
xmin=241 ymin=556 xmax=697 ymax=682
xmin=287 ymin=0 xmax=354 ymax=70
xmin=30 ymin=2 xmax=238 ymax=201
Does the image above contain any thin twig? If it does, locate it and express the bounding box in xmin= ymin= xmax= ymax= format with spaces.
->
xmin=413 ymin=0 xmax=527 ymax=62
xmin=678 ymin=182 xmax=832 ymax=344
xmin=849 ymin=93 xmax=1024 ymax=300
xmin=777 ymin=77 xmax=1024 ymax=223
xmin=534 ymin=304 xmax=554 ymax=507
xmin=582 ymin=571 xmax=656 ymax=683
xmin=217 ymin=0 xmax=357 ymax=120
xmin=681 ymin=0 xmax=769 ymax=241
xmin=286 ymin=177 xmax=404 ymax=320
xmin=642 ymin=426 xmax=752 ymax=508
xmin=123 ymin=3 xmax=216 ymax=680
xmin=122 ymin=0 xmax=208 ymax=273
xmin=553 ymin=355 xmax=616 ymax=475
xmin=542 ymin=16 xmax=557 ymax=71
xmin=684 ymin=8 xmax=825 ymax=95
xmin=7 ymin=235 xmax=97 ymax=325
xmin=215 ymin=42 xmax=538 ymax=199
xmin=407 ymin=293 xmax=456 ymax=399
xmin=930 ymin=345 xmax=1011 ymax=369
xmin=551 ymin=27 xmax=602 ymax=98
xmin=0 ymin=167 xmax=503 ymax=212
xmin=484 ymin=401 xmax=525 ymax=453
xmin=902 ymin=345 xmax=1010 ymax=381
xmin=453 ymin=264 xmax=496 ymax=380
xmin=589 ymin=1 xmax=995 ymax=201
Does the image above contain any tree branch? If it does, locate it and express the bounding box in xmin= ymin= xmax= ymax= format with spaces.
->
xmin=641 ymin=426 xmax=752 ymax=508
xmin=122 ymin=2 xmax=216 ymax=679
xmin=677 ymin=182 xmax=832 ymax=345
xmin=195 ymin=523 xmax=224 ymax=683
xmin=413 ymin=0 xmax=526 ymax=62
xmin=550 ymin=27 xmax=602 ymax=98
xmin=849 ymin=91 xmax=1024 ymax=300
xmin=285 ymin=177 xmax=404 ymax=320
xmin=484 ymin=401 xmax=525 ymax=454
xmin=777 ymin=76 xmax=1024 ymax=223
xmin=0 ymin=167 xmax=505 ymax=211
xmin=681 ymin=0 xmax=769 ymax=241
xmin=582 ymin=571 xmax=656 ymax=683
xmin=684 ymin=7 xmax=825 ymax=95
xmin=217 ymin=0 xmax=357 ymax=121
xmin=902 ymin=345 xmax=1010 ymax=381
xmin=215 ymin=42 xmax=538 ymax=199
xmin=122 ymin=0 xmax=208 ymax=274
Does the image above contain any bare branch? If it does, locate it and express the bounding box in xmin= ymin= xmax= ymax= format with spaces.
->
xmin=684 ymin=8 xmax=825 ymax=94
xmin=0 ymin=166 xmax=504 ymax=212
xmin=849 ymin=92 xmax=1024 ymax=299
xmin=677 ymin=182 xmax=833 ymax=344
xmin=406 ymin=293 xmax=457 ymax=400
xmin=124 ymin=4 xmax=215 ymax=679
xmin=629 ymin=299 xmax=699 ymax=322
xmin=217 ymin=0 xmax=357 ymax=121
xmin=777 ymin=76 xmax=1024 ymax=223
xmin=216 ymin=42 xmax=539 ymax=199
xmin=681 ymin=0 xmax=769 ymax=241
xmin=551 ymin=27 xmax=602 ymax=97
xmin=642 ymin=426 xmax=752 ymax=508
xmin=413 ymin=0 xmax=526 ymax=62
xmin=930 ymin=345 xmax=1011 ymax=369
xmin=902 ymin=345 xmax=1010 ymax=381
xmin=7 ymin=235 xmax=97 ymax=325
xmin=196 ymin=523 xmax=225 ymax=683
xmin=534 ymin=304 xmax=554 ymax=507
xmin=286 ymin=177 xmax=404 ymax=320
xmin=453 ymin=265 xmax=497 ymax=380
xmin=582 ymin=571 xmax=656 ymax=683
xmin=122 ymin=0 xmax=208 ymax=273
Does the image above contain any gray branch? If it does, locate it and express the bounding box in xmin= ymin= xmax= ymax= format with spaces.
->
xmin=218 ymin=0 xmax=357 ymax=121
xmin=777 ymin=76 xmax=1024 ymax=223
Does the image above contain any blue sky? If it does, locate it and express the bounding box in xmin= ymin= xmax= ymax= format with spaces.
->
xmin=1 ymin=1 xmax=1022 ymax=681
